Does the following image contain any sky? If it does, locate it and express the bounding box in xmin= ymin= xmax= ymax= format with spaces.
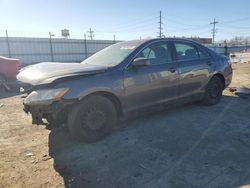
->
xmin=0 ymin=0 xmax=250 ymax=41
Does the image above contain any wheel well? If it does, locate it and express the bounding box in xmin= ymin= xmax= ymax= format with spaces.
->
xmin=82 ymin=91 xmax=123 ymax=117
xmin=213 ymin=73 xmax=225 ymax=89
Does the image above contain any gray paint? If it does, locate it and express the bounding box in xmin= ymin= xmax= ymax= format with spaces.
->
xmin=17 ymin=62 xmax=107 ymax=85
xmin=18 ymin=38 xmax=232 ymax=119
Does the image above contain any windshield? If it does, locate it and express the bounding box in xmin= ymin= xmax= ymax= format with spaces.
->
xmin=81 ymin=41 xmax=141 ymax=67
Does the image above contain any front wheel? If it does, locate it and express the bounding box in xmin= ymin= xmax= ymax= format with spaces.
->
xmin=203 ymin=76 xmax=223 ymax=105
xmin=68 ymin=95 xmax=117 ymax=142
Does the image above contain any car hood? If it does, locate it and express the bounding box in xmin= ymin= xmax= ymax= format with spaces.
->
xmin=17 ymin=62 xmax=107 ymax=85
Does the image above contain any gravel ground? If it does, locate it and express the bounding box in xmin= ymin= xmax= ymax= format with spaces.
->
xmin=0 ymin=63 xmax=250 ymax=188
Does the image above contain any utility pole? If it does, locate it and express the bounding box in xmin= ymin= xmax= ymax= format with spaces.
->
xmin=49 ymin=32 xmax=55 ymax=62
xmin=158 ymin=11 xmax=163 ymax=38
xmin=210 ymin=18 xmax=218 ymax=46
xmin=88 ymin=28 xmax=94 ymax=40
xmin=84 ymin=33 xmax=88 ymax=58
xmin=5 ymin=30 xmax=11 ymax=58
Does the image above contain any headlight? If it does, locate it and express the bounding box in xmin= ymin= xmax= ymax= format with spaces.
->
xmin=24 ymin=88 xmax=69 ymax=105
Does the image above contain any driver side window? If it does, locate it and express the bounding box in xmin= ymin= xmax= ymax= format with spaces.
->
xmin=136 ymin=42 xmax=171 ymax=65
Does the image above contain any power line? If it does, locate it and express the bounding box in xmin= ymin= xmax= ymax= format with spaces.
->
xmin=166 ymin=24 xmax=211 ymax=32
xmin=96 ymin=20 xmax=156 ymax=33
xmin=108 ymin=17 xmax=157 ymax=31
xmin=165 ymin=17 xmax=208 ymax=28
xmin=210 ymin=18 xmax=218 ymax=45
xmin=195 ymin=29 xmax=212 ymax=36
xmin=219 ymin=23 xmax=250 ymax=29
xmin=220 ymin=16 xmax=250 ymax=24
xmin=216 ymin=30 xmax=250 ymax=36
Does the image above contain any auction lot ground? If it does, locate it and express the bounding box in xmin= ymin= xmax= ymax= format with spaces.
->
xmin=0 ymin=64 xmax=250 ymax=188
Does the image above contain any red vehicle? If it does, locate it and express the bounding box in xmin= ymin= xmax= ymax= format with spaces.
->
xmin=0 ymin=56 xmax=21 ymax=91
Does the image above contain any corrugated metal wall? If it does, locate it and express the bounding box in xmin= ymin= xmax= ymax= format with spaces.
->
xmin=0 ymin=37 xmax=118 ymax=65
xmin=1 ymin=37 xmax=250 ymax=65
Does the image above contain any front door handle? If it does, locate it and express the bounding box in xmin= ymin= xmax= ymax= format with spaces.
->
xmin=168 ymin=67 xmax=176 ymax=73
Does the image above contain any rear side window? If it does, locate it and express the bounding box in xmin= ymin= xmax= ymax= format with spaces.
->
xmin=174 ymin=43 xmax=199 ymax=60
xmin=197 ymin=48 xmax=209 ymax=58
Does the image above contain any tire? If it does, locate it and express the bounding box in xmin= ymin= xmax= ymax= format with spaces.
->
xmin=45 ymin=115 xmax=61 ymax=129
xmin=203 ymin=76 xmax=223 ymax=105
xmin=68 ymin=95 xmax=117 ymax=142
xmin=45 ymin=112 xmax=67 ymax=128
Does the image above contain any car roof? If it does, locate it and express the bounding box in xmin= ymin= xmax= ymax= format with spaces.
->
xmin=120 ymin=38 xmax=203 ymax=47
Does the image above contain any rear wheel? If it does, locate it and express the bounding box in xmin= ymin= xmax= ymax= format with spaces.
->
xmin=68 ymin=95 xmax=117 ymax=142
xmin=203 ymin=76 xmax=223 ymax=105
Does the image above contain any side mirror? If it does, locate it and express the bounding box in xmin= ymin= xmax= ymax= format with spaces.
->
xmin=132 ymin=57 xmax=150 ymax=67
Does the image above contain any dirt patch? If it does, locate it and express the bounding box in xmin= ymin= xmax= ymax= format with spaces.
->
xmin=1 ymin=64 xmax=250 ymax=188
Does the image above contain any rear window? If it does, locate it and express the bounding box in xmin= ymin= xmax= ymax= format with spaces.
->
xmin=174 ymin=42 xmax=209 ymax=60
xmin=174 ymin=43 xmax=199 ymax=60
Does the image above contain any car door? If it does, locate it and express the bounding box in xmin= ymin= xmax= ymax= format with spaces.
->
xmin=123 ymin=41 xmax=179 ymax=112
xmin=173 ymin=41 xmax=213 ymax=99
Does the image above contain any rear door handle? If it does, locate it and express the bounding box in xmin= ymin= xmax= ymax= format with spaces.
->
xmin=168 ymin=67 xmax=176 ymax=73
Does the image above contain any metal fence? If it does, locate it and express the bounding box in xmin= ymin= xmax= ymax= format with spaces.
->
xmin=209 ymin=45 xmax=250 ymax=55
xmin=1 ymin=36 xmax=250 ymax=65
xmin=0 ymin=37 xmax=118 ymax=65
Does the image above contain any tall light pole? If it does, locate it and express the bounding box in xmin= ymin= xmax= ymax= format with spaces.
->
xmin=49 ymin=32 xmax=55 ymax=62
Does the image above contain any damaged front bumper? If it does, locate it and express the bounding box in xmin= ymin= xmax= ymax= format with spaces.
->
xmin=23 ymin=100 xmax=75 ymax=125
xmin=22 ymin=87 xmax=76 ymax=125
